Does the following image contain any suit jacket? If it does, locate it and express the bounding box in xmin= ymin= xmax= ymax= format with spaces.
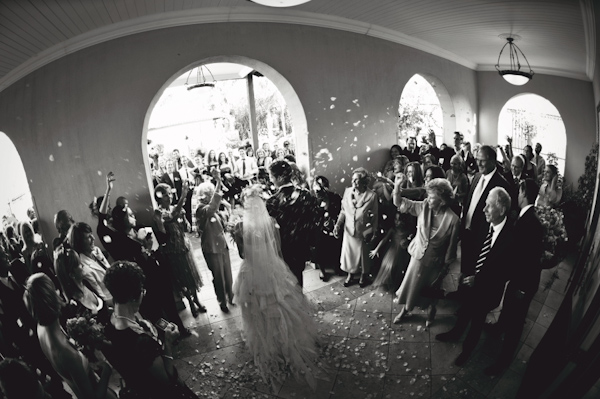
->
xmin=462 ymin=169 xmax=510 ymax=235
xmin=160 ymin=171 xmax=183 ymax=203
xmin=337 ymin=187 xmax=378 ymax=239
xmin=403 ymin=147 xmax=421 ymax=163
xmin=266 ymin=185 xmax=323 ymax=261
xmin=508 ymin=207 xmax=544 ymax=295
xmin=397 ymin=198 xmax=460 ymax=264
xmin=196 ymin=192 xmax=228 ymax=254
xmin=470 ymin=222 xmax=515 ymax=311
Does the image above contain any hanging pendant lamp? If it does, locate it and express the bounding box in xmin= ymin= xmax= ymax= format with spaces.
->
xmin=495 ymin=35 xmax=534 ymax=86
xmin=185 ymin=65 xmax=216 ymax=91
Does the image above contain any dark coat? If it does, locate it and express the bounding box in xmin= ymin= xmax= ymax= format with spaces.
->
xmin=508 ymin=207 xmax=544 ymax=295
xmin=266 ymin=185 xmax=323 ymax=262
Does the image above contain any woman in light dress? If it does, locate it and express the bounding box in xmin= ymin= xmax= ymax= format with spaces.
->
xmin=392 ymin=177 xmax=460 ymax=327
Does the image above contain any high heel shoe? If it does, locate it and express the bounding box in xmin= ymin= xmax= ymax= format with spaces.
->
xmin=425 ymin=306 xmax=437 ymax=328
xmin=393 ymin=306 xmax=409 ymax=324
xmin=343 ymin=276 xmax=353 ymax=287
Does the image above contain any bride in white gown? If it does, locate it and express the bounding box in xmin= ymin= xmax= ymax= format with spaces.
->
xmin=233 ymin=185 xmax=320 ymax=390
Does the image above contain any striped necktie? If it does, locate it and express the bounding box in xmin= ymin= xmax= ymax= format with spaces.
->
xmin=475 ymin=226 xmax=494 ymax=274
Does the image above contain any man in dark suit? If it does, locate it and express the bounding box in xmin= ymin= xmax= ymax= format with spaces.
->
xmin=160 ymin=159 xmax=182 ymax=205
xmin=436 ymin=187 xmax=515 ymax=367
xmin=484 ymin=179 xmax=544 ymax=375
xmin=459 ymin=145 xmax=511 ymax=277
xmin=403 ymin=136 xmax=421 ymax=163
xmin=266 ymin=160 xmax=323 ymax=287
xmin=503 ymin=155 xmax=534 ymax=189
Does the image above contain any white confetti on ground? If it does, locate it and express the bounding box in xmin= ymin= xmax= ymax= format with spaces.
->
xmin=48 ymin=154 xmax=54 ymax=161
xmin=57 ymin=141 xmax=62 ymax=147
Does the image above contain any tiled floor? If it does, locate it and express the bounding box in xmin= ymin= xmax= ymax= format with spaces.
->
xmin=116 ymin=235 xmax=574 ymax=399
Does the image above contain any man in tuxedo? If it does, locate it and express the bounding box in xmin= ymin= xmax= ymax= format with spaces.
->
xmin=160 ymin=160 xmax=182 ymax=205
xmin=403 ymin=136 xmax=421 ymax=162
xmin=484 ymin=179 xmax=544 ymax=375
xmin=458 ymin=145 xmax=511 ymax=284
xmin=436 ymin=187 xmax=515 ymax=367
xmin=501 ymin=155 xmax=532 ymax=211
xmin=266 ymin=160 xmax=323 ymax=287
xmin=234 ymin=147 xmax=258 ymax=182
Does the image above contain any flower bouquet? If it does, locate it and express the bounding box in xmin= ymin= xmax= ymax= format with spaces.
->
xmin=536 ymin=205 xmax=569 ymax=269
xmin=66 ymin=316 xmax=111 ymax=362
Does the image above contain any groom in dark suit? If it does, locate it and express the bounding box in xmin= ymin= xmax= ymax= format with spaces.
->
xmin=436 ymin=187 xmax=515 ymax=367
xmin=484 ymin=178 xmax=544 ymax=375
xmin=266 ymin=160 xmax=323 ymax=287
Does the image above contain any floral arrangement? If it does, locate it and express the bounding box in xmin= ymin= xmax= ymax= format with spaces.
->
xmin=66 ymin=316 xmax=110 ymax=362
xmin=536 ymin=205 xmax=569 ymax=268
xmin=573 ymin=143 xmax=598 ymax=209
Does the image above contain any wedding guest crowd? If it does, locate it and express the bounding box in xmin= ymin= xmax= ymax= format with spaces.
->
xmin=0 ymin=128 xmax=566 ymax=397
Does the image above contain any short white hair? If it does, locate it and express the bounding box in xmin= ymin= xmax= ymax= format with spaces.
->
xmin=196 ymin=181 xmax=215 ymax=204
xmin=489 ymin=187 xmax=511 ymax=214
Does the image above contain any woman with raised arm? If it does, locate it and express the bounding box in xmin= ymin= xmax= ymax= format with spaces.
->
xmin=392 ymin=177 xmax=460 ymax=327
xmin=152 ymin=181 xmax=206 ymax=317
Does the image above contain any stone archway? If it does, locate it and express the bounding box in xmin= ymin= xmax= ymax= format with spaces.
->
xmin=141 ymin=55 xmax=309 ymax=198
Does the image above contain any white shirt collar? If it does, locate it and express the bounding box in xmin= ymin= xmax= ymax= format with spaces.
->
xmin=490 ymin=216 xmax=507 ymax=247
xmin=519 ymin=204 xmax=534 ymax=219
xmin=479 ymin=167 xmax=496 ymax=188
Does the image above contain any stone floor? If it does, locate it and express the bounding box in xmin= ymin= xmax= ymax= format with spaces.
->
xmin=112 ymin=235 xmax=574 ymax=399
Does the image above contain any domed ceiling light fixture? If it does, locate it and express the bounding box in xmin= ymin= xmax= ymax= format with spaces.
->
xmin=248 ymin=0 xmax=311 ymax=7
xmin=495 ymin=35 xmax=534 ymax=86
xmin=185 ymin=65 xmax=215 ymax=90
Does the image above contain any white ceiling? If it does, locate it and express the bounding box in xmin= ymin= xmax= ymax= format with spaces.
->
xmin=0 ymin=0 xmax=594 ymax=92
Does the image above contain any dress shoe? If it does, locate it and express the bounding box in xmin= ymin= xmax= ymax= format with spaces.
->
xmin=319 ymin=272 xmax=330 ymax=282
xmin=220 ymin=304 xmax=229 ymax=313
xmin=343 ymin=277 xmax=354 ymax=287
xmin=484 ymin=362 xmax=507 ymax=376
xmin=435 ymin=330 xmax=460 ymax=342
xmin=197 ymin=304 xmax=207 ymax=313
xmin=359 ymin=279 xmax=371 ymax=288
xmin=454 ymin=351 xmax=471 ymax=367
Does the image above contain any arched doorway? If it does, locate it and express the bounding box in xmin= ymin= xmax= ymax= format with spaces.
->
xmin=1 ymin=132 xmax=37 ymax=228
xmin=498 ymin=94 xmax=567 ymax=175
xmin=398 ymin=73 xmax=455 ymax=147
xmin=142 ymin=56 xmax=309 ymax=199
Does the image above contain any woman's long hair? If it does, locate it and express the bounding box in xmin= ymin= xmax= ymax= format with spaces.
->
xmin=54 ymin=246 xmax=83 ymax=301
